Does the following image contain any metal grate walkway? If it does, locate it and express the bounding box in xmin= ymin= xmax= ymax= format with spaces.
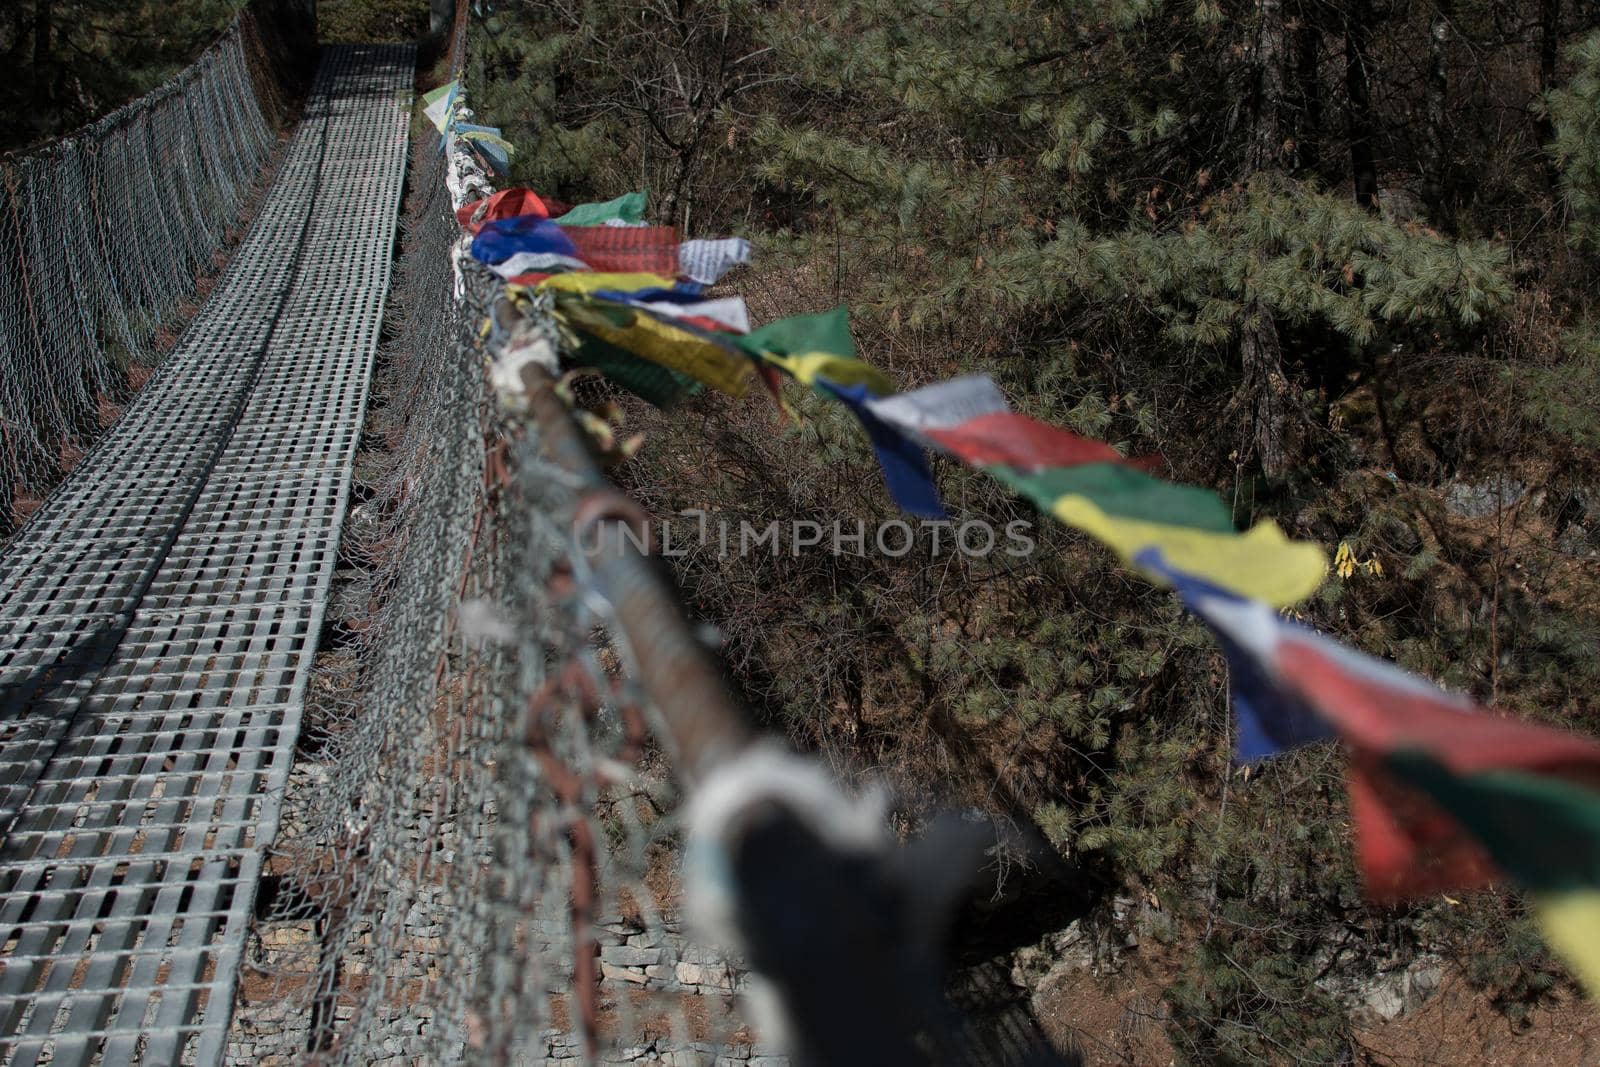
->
xmin=0 ymin=44 xmax=414 ymax=1065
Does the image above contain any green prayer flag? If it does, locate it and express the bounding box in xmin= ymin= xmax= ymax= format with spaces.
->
xmin=737 ymin=305 xmax=856 ymax=359
xmin=555 ymin=191 xmax=648 ymax=227
xmin=1385 ymin=751 xmax=1600 ymax=894
xmin=569 ymin=333 xmax=703 ymax=408
xmin=987 ymin=463 xmax=1236 ymax=533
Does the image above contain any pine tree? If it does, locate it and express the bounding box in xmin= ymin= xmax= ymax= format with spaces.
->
xmin=1 ymin=0 xmax=236 ymax=150
xmin=479 ymin=0 xmax=1600 ymax=1049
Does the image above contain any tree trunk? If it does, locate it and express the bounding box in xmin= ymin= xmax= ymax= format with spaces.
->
xmin=1242 ymin=311 xmax=1289 ymax=480
xmin=1250 ymin=0 xmax=1288 ymax=173
xmin=30 ymin=0 xmax=51 ymax=122
xmin=1529 ymin=0 xmax=1568 ymax=187
xmin=1242 ymin=0 xmax=1291 ymax=481
xmin=1423 ymin=2 xmax=1452 ymax=220
xmin=1345 ymin=0 xmax=1378 ymax=209
xmin=1535 ymin=0 xmax=1562 ymax=173
xmin=1540 ymin=0 xmax=1562 ymax=92
xmin=429 ymin=0 xmax=455 ymax=39
xmin=1292 ymin=7 xmax=1322 ymax=175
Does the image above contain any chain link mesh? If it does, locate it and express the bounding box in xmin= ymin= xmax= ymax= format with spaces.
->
xmin=1 ymin=5 xmax=1047 ymax=1062
xmin=0 ymin=1 xmax=308 ymax=534
xmin=240 ymin=78 xmax=760 ymax=1056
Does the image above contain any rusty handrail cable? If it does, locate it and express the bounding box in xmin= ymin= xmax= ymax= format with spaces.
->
xmin=517 ymin=359 xmax=756 ymax=787
xmin=437 ymin=51 xmax=1077 ymax=1062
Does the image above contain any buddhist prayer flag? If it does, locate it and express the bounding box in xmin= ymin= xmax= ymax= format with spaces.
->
xmin=634 ymin=296 xmax=750 ymax=334
xmin=451 ymin=171 xmax=1600 ymax=999
xmin=867 ymin=376 xmax=1323 ymax=606
xmin=1151 ymin=557 xmax=1600 ymax=996
xmin=679 ymin=238 xmax=752 ymax=285
xmin=457 ymin=188 xmax=550 ymax=234
xmin=926 ymin=413 xmax=1133 ymax=470
xmin=865 ymin=374 xmax=1010 ymax=435
xmin=564 ymin=332 xmax=704 ymax=408
xmin=456 ymin=124 xmax=514 ymax=172
xmin=739 ymin=305 xmax=855 ymax=360
xmin=490 ymin=252 xmax=589 ymax=278
xmin=735 ymin=307 xmax=892 ymax=395
xmin=988 ymin=465 xmax=1321 ymax=606
xmin=564 ymin=225 xmax=680 ymax=275
xmin=534 ymin=272 xmax=676 ymax=296
xmin=555 ymin=299 xmax=753 ymax=397
xmin=594 ymin=283 xmax=707 ymax=305
xmin=423 ymin=81 xmax=457 ymax=134
xmin=1535 ymin=893 xmax=1600 ymax=999
xmin=472 ymin=217 xmax=577 ymax=266
xmin=823 ymin=382 xmax=946 ymax=518
xmin=735 ymin=307 xmax=943 ymax=514
xmin=555 ymin=191 xmax=648 ymax=227
xmin=446 ymin=147 xmax=1600 ymax=1008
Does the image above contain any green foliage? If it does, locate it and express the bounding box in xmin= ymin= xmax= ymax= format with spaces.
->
xmin=1522 ymin=322 xmax=1600 ymax=450
xmin=476 ymin=0 xmax=1600 ymax=1055
xmin=1549 ymin=32 xmax=1600 ymax=250
xmin=988 ymin=179 xmax=1512 ymax=346
xmin=1167 ymin=929 xmax=1352 ymax=1065
xmin=1459 ymin=903 xmax=1565 ymax=1026
xmin=1 ymin=0 xmax=236 ymax=151
xmin=318 ymin=0 xmax=427 ymax=44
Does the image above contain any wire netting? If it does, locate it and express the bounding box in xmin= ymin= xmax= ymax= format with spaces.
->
xmin=239 ymin=44 xmax=760 ymax=1062
xmin=0 ymin=0 xmax=311 ymax=534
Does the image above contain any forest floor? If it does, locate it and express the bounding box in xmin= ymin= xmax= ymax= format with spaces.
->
xmin=1032 ymin=959 xmax=1599 ymax=1066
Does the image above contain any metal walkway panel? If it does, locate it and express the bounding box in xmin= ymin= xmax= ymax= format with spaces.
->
xmin=0 ymin=44 xmax=414 ymax=1066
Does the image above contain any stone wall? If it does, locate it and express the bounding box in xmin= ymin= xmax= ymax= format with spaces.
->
xmin=228 ymin=894 xmax=787 ymax=1064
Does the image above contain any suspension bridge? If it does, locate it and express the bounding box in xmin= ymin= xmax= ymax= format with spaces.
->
xmin=1 ymin=36 xmax=414 ymax=1064
xmin=8 ymin=1 xmax=1599 ymax=1064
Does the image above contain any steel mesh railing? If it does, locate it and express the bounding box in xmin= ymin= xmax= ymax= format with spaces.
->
xmin=0 ymin=16 xmax=416 ymax=1061
xmin=241 ymin=92 xmax=772 ymax=1058
xmin=0 ymin=3 xmax=1070 ymax=1062
xmin=235 ymin=14 xmax=1063 ymax=1061
xmin=0 ymin=0 xmax=311 ymax=535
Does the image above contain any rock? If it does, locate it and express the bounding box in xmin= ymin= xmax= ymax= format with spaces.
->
xmin=1445 ymin=479 xmax=1525 ymax=519
xmin=661 ymin=1052 xmax=715 ymax=1067
xmin=675 ymin=961 xmax=733 ymax=988
xmin=602 ymin=944 xmax=668 ymax=967
xmin=1330 ymin=954 xmax=1444 ymax=1023
xmin=1558 ymin=523 xmax=1595 ymax=557
xmin=599 ymin=961 xmax=650 ymax=985
xmin=1405 ymin=957 xmax=1443 ymax=1007
xmin=1361 ymin=971 xmax=1408 ymax=1021
xmin=677 ymin=943 xmax=716 ymax=964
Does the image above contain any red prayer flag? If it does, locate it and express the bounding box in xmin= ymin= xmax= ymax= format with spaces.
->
xmin=563 ymin=225 xmax=679 ymax=275
xmin=1275 ymin=637 xmax=1600 ymax=898
xmin=1276 ymin=639 xmax=1600 ymax=781
xmin=1347 ymin=749 xmax=1502 ymax=900
xmin=923 ymin=412 xmax=1131 ymax=470
xmin=676 ymin=314 xmax=739 ymax=333
xmin=456 ymin=188 xmax=550 ymax=233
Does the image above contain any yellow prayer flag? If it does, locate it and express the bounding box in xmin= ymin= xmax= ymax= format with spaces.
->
xmin=758 ymin=351 xmax=894 ymax=396
xmin=1049 ymin=495 xmax=1327 ymax=607
xmin=1535 ymin=890 xmax=1600 ymax=998
xmin=535 ymin=272 xmax=675 ymax=295
xmin=557 ymin=301 xmax=753 ymax=397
